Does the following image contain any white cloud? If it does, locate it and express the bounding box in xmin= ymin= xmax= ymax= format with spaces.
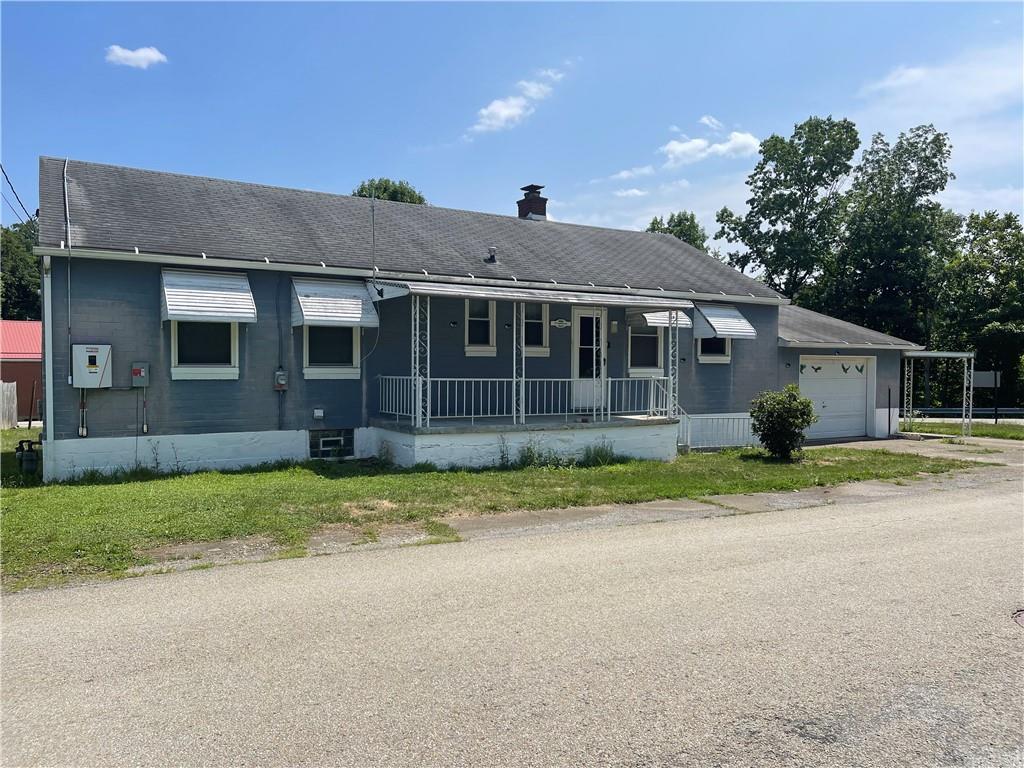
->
xmin=610 ymin=165 xmax=655 ymax=181
xmin=471 ymin=96 xmax=534 ymax=133
xmin=517 ymin=80 xmax=552 ymax=101
xmin=105 ymin=45 xmax=167 ymax=70
xmin=614 ymin=188 xmax=649 ymax=198
xmin=659 ymin=131 xmax=760 ymax=167
xmin=469 ymin=67 xmax=567 ymax=134
xmin=937 ymin=185 xmax=1024 ymax=216
xmin=537 ymin=68 xmax=564 ymax=82
xmin=669 ymin=124 xmax=683 ymax=134
xmin=698 ymin=114 xmax=724 ymax=131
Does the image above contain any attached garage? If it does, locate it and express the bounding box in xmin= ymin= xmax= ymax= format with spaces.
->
xmin=799 ymin=357 xmax=869 ymax=439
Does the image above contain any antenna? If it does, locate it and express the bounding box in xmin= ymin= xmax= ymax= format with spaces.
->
xmin=371 ymin=192 xmax=376 ymax=270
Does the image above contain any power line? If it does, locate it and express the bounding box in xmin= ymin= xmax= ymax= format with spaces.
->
xmin=0 ymin=163 xmax=32 ymax=220
xmin=2 ymin=192 xmax=25 ymax=224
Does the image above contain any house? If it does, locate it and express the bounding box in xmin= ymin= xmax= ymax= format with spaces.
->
xmin=0 ymin=319 xmax=43 ymax=422
xmin=34 ymin=158 xmax=920 ymax=481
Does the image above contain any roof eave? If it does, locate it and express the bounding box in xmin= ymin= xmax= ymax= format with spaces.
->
xmin=778 ymin=338 xmax=924 ymax=351
xmin=34 ymin=245 xmax=790 ymax=306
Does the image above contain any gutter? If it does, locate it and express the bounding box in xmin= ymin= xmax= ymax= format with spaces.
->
xmin=33 ymin=245 xmax=790 ymax=307
xmin=777 ymin=338 xmax=924 ymax=351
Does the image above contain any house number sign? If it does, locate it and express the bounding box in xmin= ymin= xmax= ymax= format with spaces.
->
xmin=550 ymin=318 xmax=571 ymax=329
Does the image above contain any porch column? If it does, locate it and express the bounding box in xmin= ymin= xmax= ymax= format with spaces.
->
xmin=903 ymin=357 xmax=914 ymax=433
xmin=961 ymin=356 xmax=974 ymax=437
xmin=512 ymin=302 xmax=525 ymax=424
xmin=411 ymin=294 xmax=430 ymax=428
xmin=667 ymin=309 xmax=679 ymax=418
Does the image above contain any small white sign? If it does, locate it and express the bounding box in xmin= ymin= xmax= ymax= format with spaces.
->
xmin=550 ymin=318 xmax=571 ymax=329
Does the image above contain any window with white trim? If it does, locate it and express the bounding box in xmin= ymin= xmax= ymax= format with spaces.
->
xmin=628 ymin=326 xmax=663 ymax=375
xmin=303 ymin=326 xmax=360 ymax=379
xmin=171 ymin=321 xmax=239 ymax=380
xmin=697 ymin=336 xmax=731 ymax=364
xmin=465 ymin=299 xmax=496 ymax=356
xmin=523 ymin=303 xmax=549 ymax=357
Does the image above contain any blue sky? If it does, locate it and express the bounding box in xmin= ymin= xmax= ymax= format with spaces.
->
xmin=3 ymin=2 xmax=1022 ymax=238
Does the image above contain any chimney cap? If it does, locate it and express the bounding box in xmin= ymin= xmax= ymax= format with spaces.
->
xmin=520 ymin=184 xmax=545 ymax=194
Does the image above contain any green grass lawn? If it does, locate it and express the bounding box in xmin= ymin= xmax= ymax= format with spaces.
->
xmin=903 ymin=420 xmax=1024 ymax=440
xmin=1 ymin=429 xmax=970 ymax=589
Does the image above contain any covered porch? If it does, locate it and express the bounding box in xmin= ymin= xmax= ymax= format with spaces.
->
xmin=369 ymin=279 xmax=693 ymax=429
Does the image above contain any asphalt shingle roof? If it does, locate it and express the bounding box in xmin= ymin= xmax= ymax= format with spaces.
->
xmin=778 ymin=304 xmax=921 ymax=349
xmin=38 ymin=157 xmax=782 ymax=299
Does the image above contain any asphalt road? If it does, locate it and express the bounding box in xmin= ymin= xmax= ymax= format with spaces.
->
xmin=3 ymin=473 xmax=1022 ymax=767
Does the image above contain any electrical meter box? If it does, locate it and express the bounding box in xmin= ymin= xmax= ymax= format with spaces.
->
xmin=71 ymin=344 xmax=113 ymax=388
xmin=131 ymin=362 xmax=150 ymax=388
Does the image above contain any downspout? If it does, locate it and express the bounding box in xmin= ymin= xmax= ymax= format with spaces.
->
xmin=63 ymin=159 xmax=73 ymax=385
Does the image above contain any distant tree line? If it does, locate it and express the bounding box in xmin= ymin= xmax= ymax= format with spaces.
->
xmin=648 ymin=116 xmax=1023 ymax=408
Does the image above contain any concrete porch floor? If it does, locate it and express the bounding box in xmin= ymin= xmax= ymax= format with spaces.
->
xmin=369 ymin=413 xmax=678 ymax=435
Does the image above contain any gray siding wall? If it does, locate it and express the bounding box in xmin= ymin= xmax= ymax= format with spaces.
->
xmin=47 ymin=257 xmax=784 ymax=439
xmin=778 ymin=346 xmax=902 ymax=406
xmin=677 ymin=303 xmax=780 ymax=414
xmin=47 ymin=257 xmax=375 ymax=440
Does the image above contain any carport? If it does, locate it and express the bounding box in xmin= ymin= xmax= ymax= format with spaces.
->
xmin=902 ymin=350 xmax=975 ymax=436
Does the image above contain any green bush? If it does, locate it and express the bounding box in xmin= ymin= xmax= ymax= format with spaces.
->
xmin=750 ymin=384 xmax=817 ymax=460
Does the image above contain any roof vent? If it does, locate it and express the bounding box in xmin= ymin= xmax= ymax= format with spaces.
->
xmin=517 ymin=184 xmax=547 ymax=220
xmin=485 ymin=246 xmax=498 ymax=264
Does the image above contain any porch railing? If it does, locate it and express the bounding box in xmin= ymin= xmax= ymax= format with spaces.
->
xmin=378 ymin=376 xmax=671 ymax=425
xmin=681 ymin=413 xmax=758 ymax=449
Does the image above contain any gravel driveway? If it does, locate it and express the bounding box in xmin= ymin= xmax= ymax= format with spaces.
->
xmin=2 ymin=461 xmax=1021 ymax=766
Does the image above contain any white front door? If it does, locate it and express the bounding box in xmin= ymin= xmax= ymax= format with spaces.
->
xmin=571 ymin=307 xmax=606 ymax=409
xmin=799 ymin=357 xmax=869 ymax=439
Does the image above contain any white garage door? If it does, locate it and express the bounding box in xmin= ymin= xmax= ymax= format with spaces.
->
xmin=799 ymin=357 xmax=868 ymax=439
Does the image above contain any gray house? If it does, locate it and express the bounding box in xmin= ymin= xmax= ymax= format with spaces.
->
xmin=34 ymin=158 xmax=920 ymax=481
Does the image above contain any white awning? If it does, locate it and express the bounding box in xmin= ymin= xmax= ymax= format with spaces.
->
xmin=693 ymin=304 xmax=756 ymax=339
xmin=369 ymin=280 xmax=694 ymax=310
xmin=291 ymin=278 xmax=379 ymax=327
xmin=161 ymin=269 xmax=257 ymax=323
xmin=626 ymin=310 xmax=693 ymax=329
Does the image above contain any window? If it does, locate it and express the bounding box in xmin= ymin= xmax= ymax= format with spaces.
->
xmin=524 ymin=303 xmax=549 ymax=357
xmin=171 ymin=321 xmax=239 ymax=380
xmin=697 ymin=336 xmax=731 ymax=364
xmin=309 ymin=429 xmax=354 ymax=460
xmin=465 ymin=299 xmax=496 ymax=356
xmin=628 ymin=326 xmax=663 ymax=375
xmin=303 ymin=326 xmax=360 ymax=379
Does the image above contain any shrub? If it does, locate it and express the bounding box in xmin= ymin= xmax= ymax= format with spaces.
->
xmin=750 ymin=384 xmax=817 ymax=461
xmin=579 ymin=441 xmax=618 ymax=467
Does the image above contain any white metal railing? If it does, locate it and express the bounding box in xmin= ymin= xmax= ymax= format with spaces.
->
xmin=378 ymin=376 xmax=671 ymax=424
xmin=682 ymin=413 xmax=758 ymax=449
xmin=379 ymin=375 xmax=414 ymax=418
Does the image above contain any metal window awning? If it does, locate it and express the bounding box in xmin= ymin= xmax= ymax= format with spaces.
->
xmin=368 ymin=279 xmax=695 ymax=310
xmin=693 ymin=304 xmax=756 ymax=339
xmin=161 ymin=269 xmax=257 ymax=323
xmin=291 ymin=278 xmax=379 ymax=327
xmin=626 ymin=310 xmax=693 ymax=329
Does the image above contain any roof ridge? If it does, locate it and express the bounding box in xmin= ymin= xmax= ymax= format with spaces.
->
xmin=43 ymin=156 xmax=709 ymax=242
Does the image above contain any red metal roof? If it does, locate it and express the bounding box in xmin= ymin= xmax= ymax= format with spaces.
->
xmin=0 ymin=320 xmax=42 ymax=360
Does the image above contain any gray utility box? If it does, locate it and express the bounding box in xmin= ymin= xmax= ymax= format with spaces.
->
xmin=71 ymin=344 xmax=113 ymax=388
xmin=131 ymin=362 xmax=150 ymax=388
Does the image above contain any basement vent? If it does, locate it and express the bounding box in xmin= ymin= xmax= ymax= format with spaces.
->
xmin=309 ymin=429 xmax=354 ymax=460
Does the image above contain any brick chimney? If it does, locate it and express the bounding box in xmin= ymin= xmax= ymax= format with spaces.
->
xmin=517 ymin=184 xmax=547 ymax=220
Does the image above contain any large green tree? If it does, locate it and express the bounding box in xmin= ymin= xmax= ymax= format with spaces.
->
xmin=932 ymin=211 xmax=1024 ymax=404
xmin=646 ymin=211 xmax=710 ymax=252
xmin=1 ymin=217 xmax=40 ymax=320
xmin=820 ymin=125 xmax=954 ymax=343
xmin=715 ymin=116 xmax=860 ymax=299
xmin=352 ymin=178 xmax=427 ymax=204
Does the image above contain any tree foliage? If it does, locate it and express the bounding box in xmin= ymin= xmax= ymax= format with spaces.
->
xmin=750 ymin=384 xmax=817 ymax=461
xmin=715 ymin=116 xmax=859 ymax=299
xmin=646 ymin=210 xmax=710 ymax=252
xmin=352 ymin=178 xmax=427 ymax=205
xmin=1 ymin=218 xmax=40 ymax=320
xmin=816 ymin=125 xmax=955 ymax=343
